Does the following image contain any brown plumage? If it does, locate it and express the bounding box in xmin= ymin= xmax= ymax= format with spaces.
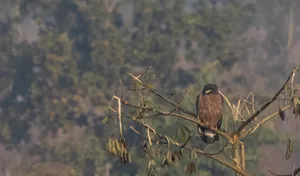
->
xmin=196 ymin=84 xmax=223 ymax=144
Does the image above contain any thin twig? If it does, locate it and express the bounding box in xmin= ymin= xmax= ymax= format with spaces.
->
xmin=113 ymin=95 xmax=123 ymax=137
xmin=268 ymin=165 xmax=300 ymax=176
xmin=240 ymin=142 xmax=245 ymax=169
xmin=292 ymin=66 xmax=297 ymax=97
xmin=147 ymin=127 xmax=152 ymax=146
xmin=251 ymin=93 xmax=255 ymax=114
xmin=219 ymin=90 xmax=234 ymax=113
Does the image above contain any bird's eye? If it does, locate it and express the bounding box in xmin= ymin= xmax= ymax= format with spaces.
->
xmin=205 ymin=89 xmax=212 ymax=94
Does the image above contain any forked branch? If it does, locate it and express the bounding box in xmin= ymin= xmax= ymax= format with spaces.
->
xmin=233 ymin=65 xmax=299 ymax=137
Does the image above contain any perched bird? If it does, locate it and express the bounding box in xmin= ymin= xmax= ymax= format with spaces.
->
xmin=195 ymin=84 xmax=223 ymax=144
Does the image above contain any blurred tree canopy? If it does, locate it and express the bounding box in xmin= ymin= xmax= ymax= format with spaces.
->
xmin=0 ymin=0 xmax=299 ymax=176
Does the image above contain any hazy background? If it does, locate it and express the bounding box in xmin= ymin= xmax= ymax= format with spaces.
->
xmin=0 ymin=0 xmax=299 ymax=175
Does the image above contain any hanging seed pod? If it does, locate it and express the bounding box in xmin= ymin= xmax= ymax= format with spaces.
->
xmin=148 ymin=169 xmax=157 ymax=176
xmin=143 ymin=141 xmax=151 ymax=158
xmin=148 ymin=160 xmax=156 ymax=168
xmin=279 ymin=107 xmax=285 ymax=121
xmin=189 ymin=148 xmax=198 ymax=160
xmin=185 ymin=161 xmax=196 ymax=174
xmin=119 ymin=137 xmax=131 ymax=164
xmin=143 ymin=141 xmax=148 ymax=152
xmin=150 ymin=145 xmax=161 ymax=157
xmin=285 ymin=138 xmax=293 ymax=160
xmin=144 ymin=143 xmax=161 ymax=159
xmin=293 ymin=104 xmax=300 ymax=118
xmin=106 ymin=137 xmax=113 ymax=153
xmin=120 ymin=148 xmax=131 ymax=164
xmin=148 ymin=160 xmax=157 ymax=170
xmin=115 ymin=137 xmax=122 ymax=156
xmin=173 ymin=150 xmax=182 ymax=162
xmin=106 ymin=136 xmax=118 ymax=156
xmin=147 ymin=160 xmax=157 ymax=176
xmin=119 ymin=138 xmax=127 ymax=150
xmin=293 ymin=95 xmax=300 ymax=118
xmin=162 ymin=151 xmax=175 ymax=166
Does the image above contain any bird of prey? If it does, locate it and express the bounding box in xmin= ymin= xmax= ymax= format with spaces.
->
xmin=195 ymin=84 xmax=223 ymax=144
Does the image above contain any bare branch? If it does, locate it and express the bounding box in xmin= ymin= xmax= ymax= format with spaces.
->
xmin=233 ymin=65 xmax=299 ymax=137
xmin=240 ymin=142 xmax=245 ymax=169
xmin=147 ymin=127 xmax=152 ymax=146
xmin=113 ymin=95 xmax=123 ymax=137
xmin=128 ymin=73 xmax=196 ymax=117
xmin=219 ymin=90 xmax=234 ymax=113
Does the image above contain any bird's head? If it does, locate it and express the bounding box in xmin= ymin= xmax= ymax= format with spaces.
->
xmin=202 ymin=84 xmax=218 ymax=94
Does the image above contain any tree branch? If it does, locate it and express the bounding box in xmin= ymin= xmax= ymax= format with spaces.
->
xmin=120 ymin=98 xmax=233 ymax=143
xmin=128 ymin=73 xmax=196 ymax=117
xmin=233 ymin=65 xmax=299 ymax=137
xmin=239 ymin=105 xmax=292 ymax=138
xmin=113 ymin=95 xmax=123 ymax=137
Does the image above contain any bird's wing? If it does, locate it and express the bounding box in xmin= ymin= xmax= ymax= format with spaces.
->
xmin=197 ymin=94 xmax=223 ymax=128
xmin=195 ymin=93 xmax=200 ymax=118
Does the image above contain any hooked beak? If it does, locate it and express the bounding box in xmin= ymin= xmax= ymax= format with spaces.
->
xmin=205 ymin=89 xmax=212 ymax=94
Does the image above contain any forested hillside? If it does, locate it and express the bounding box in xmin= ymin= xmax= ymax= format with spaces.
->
xmin=0 ymin=0 xmax=299 ymax=175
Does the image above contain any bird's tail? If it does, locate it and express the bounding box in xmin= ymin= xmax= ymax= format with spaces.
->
xmin=197 ymin=125 xmax=219 ymax=144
